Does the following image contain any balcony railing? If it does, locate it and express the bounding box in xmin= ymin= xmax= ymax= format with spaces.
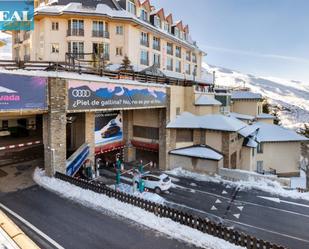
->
xmin=92 ymin=30 xmax=110 ymax=39
xmin=167 ymin=49 xmax=173 ymax=56
xmin=67 ymin=29 xmax=84 ymax=37
xmin=153 ymin=44 xmax=160 ymax=51
xmin=140 ymin=59 xmax=149 ymax=66
xmin=140 ymin=39 xmax=149 ymax=47
xmin=167 ymin=65 xmax=173 ymax=71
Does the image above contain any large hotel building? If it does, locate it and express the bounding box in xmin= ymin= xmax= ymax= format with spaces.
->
xmin=12 ymin=0 xmax=205 ymax=81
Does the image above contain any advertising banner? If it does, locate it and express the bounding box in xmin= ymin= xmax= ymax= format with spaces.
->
xmin=68 ymin=80 xmax=166 ymax=111
xmin=0 ymin=73 xmax=47 ymax=111
xmin=0 ymin=0 xmax=34 ymax=31
xmin=95 ymin=111 xmax=123 ymax=147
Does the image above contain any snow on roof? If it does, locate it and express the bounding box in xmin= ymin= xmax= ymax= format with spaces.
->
xmin=195 ymin=95 xmax=222 ymax=106
xmin=167 ymin=112 xmax=248 ymax=132
xmin=257 ymin=113 xmax=276 ymax=119
xmin=231 ymin=91 xmax=262 ymax=100
xmin=253 ymin=122 xmax=309 ymax=143
xmin=238 ymin=125 xmax=259 ymax=137
xmin=170 ymin=145 xmax=223 ymax=161
xmin=244 ymin=137 xmax=258 ymax=148
xmin=229 ymin=112 xmax=255 ymax=121
xmin=35 ymin=3 xmax=200 ymax=51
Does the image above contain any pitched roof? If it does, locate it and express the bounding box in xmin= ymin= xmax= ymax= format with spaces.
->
xmin=253 ymin=122 xmax=308 ymax=143
xmin=170 ymin=145 xmax=223 ymax=161
xmin=195 ymin=95 xmax=222 ymax=106
xmin=231 ymin=91 xmax=262 ymax=100
xmin=167 ymin=112 xmax=248 ymax=132
xmin=165 ymin=13 xmax=173 ymax=24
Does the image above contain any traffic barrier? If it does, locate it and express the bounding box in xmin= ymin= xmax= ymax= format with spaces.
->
xmin=55 ymin=172 xmax=287 ymax=249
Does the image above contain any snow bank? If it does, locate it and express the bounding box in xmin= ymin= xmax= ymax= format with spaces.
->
xmin=108 ymin=183 xmax=165 ymax=204
xmin=167 ymin=168 xmax=309 ymax=201
xmin=33 ymin=168 xmax=243 ymax=249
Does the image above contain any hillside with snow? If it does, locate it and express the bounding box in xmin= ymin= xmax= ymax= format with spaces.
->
xmin=203 ymin=63 xmax=309 ymax=130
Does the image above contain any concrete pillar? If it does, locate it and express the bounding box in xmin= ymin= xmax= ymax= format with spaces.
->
xmin=84 ymin=112 xmax=95 ymax=163
xmin=159 ymin=108 xmax=167 ymax=170
xmin=123 ymin=110 xmax=135 ymax=162
xmin=222 ymin=132 xmax=230 ymax=168
xmin=44 ymin=78 xmax=67 ymax=176
xmin=162 ymin=87 xmax=172 ymax=170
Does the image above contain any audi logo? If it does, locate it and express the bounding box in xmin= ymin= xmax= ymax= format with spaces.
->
xmin=72 ymin=89 xmax=91 ymax=98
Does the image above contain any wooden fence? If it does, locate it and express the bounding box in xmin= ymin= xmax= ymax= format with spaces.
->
xmin=0 ymin=59 xmax=204 ymax=87
xmin=55 ymin=172 xmax=287 ymax=249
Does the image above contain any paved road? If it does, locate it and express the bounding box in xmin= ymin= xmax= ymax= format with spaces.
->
xmin=164 ymin=175 xmax=309 ymax=249
xmin=0 ymin=186 xmax=199 ymax=249
xmin=100 ymin=168 xmax=309 ymax=249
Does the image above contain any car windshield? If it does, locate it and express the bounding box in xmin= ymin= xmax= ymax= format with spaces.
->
xmin=162 ymin=176 xmax=170 ymax=183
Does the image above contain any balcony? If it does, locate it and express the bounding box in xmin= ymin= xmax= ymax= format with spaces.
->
xmin=92 ymin=30 xmax=110 ymax=39
xmin=140 ymin=39 xmax=149 ymax=47
xmin=67 ymin=29 xmax=84 ymax=37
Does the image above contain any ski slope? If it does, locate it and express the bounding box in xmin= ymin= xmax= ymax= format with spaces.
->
xmin=203 ymin=63 xmax=309 ymax=130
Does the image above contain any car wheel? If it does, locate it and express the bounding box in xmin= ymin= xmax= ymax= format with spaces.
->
xmin=154 ymin=187 xmax=161 ymax=194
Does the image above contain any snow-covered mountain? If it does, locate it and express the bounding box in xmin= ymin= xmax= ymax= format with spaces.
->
xmin=203 ymin=63 xmax=309 ymax=130
xmin=0 ymin=32 xmax=12 ymax=60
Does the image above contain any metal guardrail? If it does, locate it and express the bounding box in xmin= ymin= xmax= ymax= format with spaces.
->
xmin=55 ymin=172 xmax=287 ymax=249
xmin=0 ymin=59 xmax=203 ymax=87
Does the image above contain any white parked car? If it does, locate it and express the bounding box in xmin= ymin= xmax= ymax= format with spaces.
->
xmin=136 ymin=172 xmax=172 ymax=194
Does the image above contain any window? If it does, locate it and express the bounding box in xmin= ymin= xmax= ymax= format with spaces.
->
xmin=153 ymin=53 xmax=160 ymax=67
xmin=176 ymin=129 xmax=193 ymax=142
xmin=175 ymin=60 xmax=181 ymax=73
xmin=68 ymin=20 xmax=84 ymax=36
xmin=256 ymin=161 xmax=264 ymax=173
xmin=192 ymin=53 xmax=197 ymax=63
xmin=176 ymin=107 xmax=180 ymax=116
xmin=175 ymin=46 xmax=181 ymax=58
xmin=51 ymin=43 xmax=59 ymax=53
xmin=140 ymin=50 xmax=149 ymax=65
xmin=116 ymin=25 xmax=123 ymax=35
xmin=52 ymin=22 xmax=59 ymax=31
xmin=133 ymin=126 xmax=159 ymax=140
xmin=185 ymin=63 xmax=191 ymax=74
xmin=257 ymin=143 xmax=264 ymax=154
xmin=68 ymin=41 xmax=84 ymax=59
xmin=140 ymin=9 xmax=148 ymax=22
xmin=2 ymin=120 xmax=8 ymax=130
xmin=186 ymin=51 xmax=191 ymax=61
xmin=140 ymin=32 xmax=149 ymax=47
xmin=92 ymin=21 xmax=104 ymax=37
xmin=154 ymin=15 xmax=161 ymax=28
xmin=153 ymin=37 xmax=160 ymax=50
xmin=167 ymin=42 xmax=173 ymax=55
xmin=167 ymin=57 xmax=173 ymax=71
xmin=174 ymin=27 xmax=180 ymax=38
xmin=164 ymin=22 xmax=170 ymax=33
xmin=128 ymin=0 xmax=136 ymax=15
xmin=116 ymin=47 xmax=123 ymax=56
xmin=252 ymin=148 xmax=255 ymax=157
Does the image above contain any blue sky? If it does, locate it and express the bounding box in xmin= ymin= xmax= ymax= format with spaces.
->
xmin=152 ymin=0 xmax=309 ymax=82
